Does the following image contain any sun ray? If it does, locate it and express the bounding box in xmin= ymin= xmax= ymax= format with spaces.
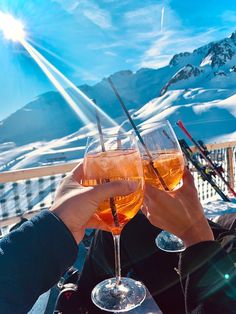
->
xmin=0 ymin=11 xmax=120 ymax=132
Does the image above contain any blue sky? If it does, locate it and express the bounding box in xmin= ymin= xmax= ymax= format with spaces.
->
xmin=0 ymin=0 xmax=236 ymax=120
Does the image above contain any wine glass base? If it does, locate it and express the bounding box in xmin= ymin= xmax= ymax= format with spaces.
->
xmin=155 ymin=231 xmax=186 ymax=252
xmin=91 ymin=277 xmax=146 ymax=312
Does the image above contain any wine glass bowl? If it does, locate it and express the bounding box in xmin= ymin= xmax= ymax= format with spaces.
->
xmin=83 ymin=138 xmax=144 ymax=234
xmin=83 ymin=132 xmax=146 ymax=312
xmin=139 ymin=121 xmax=186 ymax=252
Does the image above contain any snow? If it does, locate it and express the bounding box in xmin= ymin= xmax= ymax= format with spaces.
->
xmin=132 ymin=87 xmax=236 ymax=144
xmin=204 ymin=198 xmax=236 ymax=219
xmin=200 ymin=53 xmax=213 ymax=67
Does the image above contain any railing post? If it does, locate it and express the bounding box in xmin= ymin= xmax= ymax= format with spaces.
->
xmin=226 ymin=147 xmax=235 ymax=192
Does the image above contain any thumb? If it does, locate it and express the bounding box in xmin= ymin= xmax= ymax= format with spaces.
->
xmin=182 ymin=166 xmax=194 ymax=184
xmin=92 ymin=180 xmax=140 ymax=203
xmin=178 ymin=166 xmax=196 ymax=193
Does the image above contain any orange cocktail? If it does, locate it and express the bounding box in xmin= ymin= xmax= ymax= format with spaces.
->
xmin=143 ymin=151 xmax=184 ymax=190
xmin=83 ymin=149 xmax=144 ymax=234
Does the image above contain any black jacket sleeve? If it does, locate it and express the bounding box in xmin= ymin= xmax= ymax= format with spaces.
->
xmin=179 ymin=238 xmax=236 ymax=313
xmin=0 ymin=210 xmax=78 ymax=314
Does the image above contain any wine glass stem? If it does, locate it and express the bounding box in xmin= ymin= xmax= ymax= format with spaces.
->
xmin=113 ymin=234 xmax=121 ymax=286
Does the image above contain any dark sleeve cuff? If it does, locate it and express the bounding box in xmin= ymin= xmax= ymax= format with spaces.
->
xmin=30 ymin=210 xmax=78 ymax=271
xmin=0 ymin=210 xmax=79 ymax=313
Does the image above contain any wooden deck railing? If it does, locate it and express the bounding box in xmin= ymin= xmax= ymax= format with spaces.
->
xmin=0 ymin=141 xmax=235 ymax=229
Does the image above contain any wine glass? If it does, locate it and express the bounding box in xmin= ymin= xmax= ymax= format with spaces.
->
xmin=83 ymin=132 xmax=146 ymax=312
xmin=139 ymin=120 xmax=185 ymax=252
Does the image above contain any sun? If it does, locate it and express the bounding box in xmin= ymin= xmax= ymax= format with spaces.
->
xmin=0 ymin=12 xmax=26 ymax=42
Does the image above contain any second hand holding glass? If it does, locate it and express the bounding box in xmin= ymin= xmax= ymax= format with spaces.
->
xmin=140 ymin=121 xmax=186 ymax=252
xmin=83 ymin=132 xmax=146 ymax=312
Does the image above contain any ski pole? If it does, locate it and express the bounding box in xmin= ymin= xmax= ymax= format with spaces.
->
xmin=179 ymin=139 xmax=230 ymax=202
xmin=177 ymin=120 xmax=236 ymax=197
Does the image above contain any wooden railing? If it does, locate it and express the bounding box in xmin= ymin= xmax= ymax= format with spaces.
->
xmin=0 ymin=141 xmax=235 ymax=229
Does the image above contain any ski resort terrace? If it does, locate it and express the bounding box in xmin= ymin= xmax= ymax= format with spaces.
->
xmin=0 ymin=141 xmax=235 ymax=231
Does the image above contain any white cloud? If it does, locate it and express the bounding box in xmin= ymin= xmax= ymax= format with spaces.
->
xmin=52 ymin=1 xmax=236 ymax=73
xmin=124 ymin=4 xmax=181 ymax=31
xmin=78 ymin=69 xmax=100 ymax=82
xmin=141 ymin=54 xmax=172 ymax=68
xmin=83 ymin=4 xmax=112 ymax=29
xmin=105 ymin=51 xmax=117 ymax=56
xmin=53 ymin=0 xmax=113 ymax=29
xmin=52 ymin=0 xmax=81 ymax=12
xmin=138 ymin=28 xmax=225 ymax=69
xmin=125 ymin=4 xmax=162 ymax=28
xmin=88 ymin=41 xmax=124 ymax=50
xmin=122 ymin=4 xmax=236 ymax=70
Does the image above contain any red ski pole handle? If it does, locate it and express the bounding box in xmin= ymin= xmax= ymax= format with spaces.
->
xmin=177 ymin=120 xmax=193 ymax=140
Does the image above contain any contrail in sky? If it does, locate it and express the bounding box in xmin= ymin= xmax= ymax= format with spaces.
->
xmin=161 ymin=7 xmax=165 ymax=32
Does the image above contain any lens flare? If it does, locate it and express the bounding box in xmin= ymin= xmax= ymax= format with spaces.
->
xmin=0 ymin=11 xmax=119 ymax=132
xmin=0 ymin=12 xmax=26 ymax=42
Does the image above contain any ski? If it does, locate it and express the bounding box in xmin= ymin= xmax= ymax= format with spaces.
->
xmin=177 ymin=120 xmax=236 ymax=197
xmin=179 ymin=139 xmax=230 ymax=202
xmin=197 ymin=140 xmax=225 ymax=176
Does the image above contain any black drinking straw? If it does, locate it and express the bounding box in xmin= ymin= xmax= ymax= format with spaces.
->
xmin=95 ymin=109 xmax=106 ymax=152
xmin=95 ymin=109 xmax=120 ymax=227
xmin=107 ymin=77 xmax=169 ymax=191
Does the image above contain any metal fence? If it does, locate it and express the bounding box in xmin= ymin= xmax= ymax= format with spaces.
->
xmin=0 ymin=141 xmax=235 ymax=229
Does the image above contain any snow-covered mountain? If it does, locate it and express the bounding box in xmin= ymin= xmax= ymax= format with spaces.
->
xmin=0 ymin=67 xmax=178 ymax=145
xmin=0 ymin=31 xmax=236 ymax=169
xmin=161 ymin=31 xmax=236 ymax=94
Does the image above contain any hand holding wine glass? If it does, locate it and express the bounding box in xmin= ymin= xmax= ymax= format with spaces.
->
xmin=139 ymin=120 xmax=185 ymax=252
xmin=83 ymin=132 xmax=146 ymax=312
xmin=143 ymin=167 xmax=214 ymax=247
xmin=51 ymin=162 xmax=139 ymax=243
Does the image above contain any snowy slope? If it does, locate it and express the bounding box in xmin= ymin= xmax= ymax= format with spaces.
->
xmin=133 ymin=88 xmax=236 ymax=142
xmin=1 ymin=85 xmax=235 ymax=171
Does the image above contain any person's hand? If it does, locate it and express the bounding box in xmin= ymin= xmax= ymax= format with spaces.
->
xmin=51 ymin=162 xmax=138 ymax=243
xmin=143 ymin=167 xmax=214 ymax=247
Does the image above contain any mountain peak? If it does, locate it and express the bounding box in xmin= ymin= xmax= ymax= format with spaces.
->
xmin=202 ymin=40 xmax=235 ymax=68
xmin=160 ymin=64 xmax=202 ymax=95
xmin=169 ymin=52 xmax=191 ymax=67
xmin=229 ymin=31 xmax=236 ymax=41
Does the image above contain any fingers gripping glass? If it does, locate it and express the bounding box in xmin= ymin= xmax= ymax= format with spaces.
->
xmin=83 ymin=132 xmax=146 ymax=312
xmin=139 ymin=120 xmax=185 ymax=252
